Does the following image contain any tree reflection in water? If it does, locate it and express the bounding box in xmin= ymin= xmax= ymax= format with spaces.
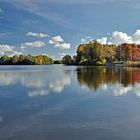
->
xmin=77 ymin=66 xmax=140 ymax=91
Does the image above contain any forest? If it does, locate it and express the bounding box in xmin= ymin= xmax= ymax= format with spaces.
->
xmin=62 ymin=41 xmax=140 ymax=66
xmin=0 ymin=54 xmax=53 ymax=65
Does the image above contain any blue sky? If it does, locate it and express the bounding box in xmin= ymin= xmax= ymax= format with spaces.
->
xmin=1 ymin=0 xmax=140 ymax=59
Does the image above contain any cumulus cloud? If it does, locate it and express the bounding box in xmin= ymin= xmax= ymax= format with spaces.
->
xmin=110 ymin=29 xmax=140 ymax=44
xmin=81 ymin=36 xmax=111 ymax=45
xmin=97 ymin=37 xmax=108 ymax=44
xmin=0 ymin=44 xmax=22 ymax=56
xmin=132 ymin=30 xmax=140 ymax=44
xmin=81 ymin=38 xmax=87 ymax=43
xmin=21 ymin=41 xmax=45 ymax=49
xmin=49 ymin=35 xmax=64 ymax=44
xmin=49 ymin=35 xmax=70 ymax=49
xmin=27 ymin=32 xmax=49 ymax=38
xmin=0 ymin=45 xmax=14 ymax=54
xmin=55 ymin=43 xmax=70 ymax=49
xmin=85 ymin=29 xmax=140 ymax=45
xmin=11 ymin=50 xmax=23 ymax=56
xmin=111 ymin=31 xmax=133 ymax=44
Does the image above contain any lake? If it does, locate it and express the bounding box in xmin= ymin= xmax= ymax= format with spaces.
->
xmin=0 ymin=65 xmax=140 ymax=140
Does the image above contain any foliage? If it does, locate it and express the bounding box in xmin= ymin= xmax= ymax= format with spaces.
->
xmin=54 ymin=60 xmax=62 ymax=64
xmin=73 ymin=41 xmax=117 ymax=65
xmin=117 ymin=43 xmax=140 ymax=61
xmin=0 ymin=55 xmax=53 ymax=65
xmin=62 ymin=55 xmax=72 ymax=65
xmin=72 ymin=41 xmax=140 ymax=66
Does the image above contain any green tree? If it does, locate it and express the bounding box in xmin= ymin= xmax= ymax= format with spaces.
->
xmin=62 ymin=55 xmax=72 ymax=65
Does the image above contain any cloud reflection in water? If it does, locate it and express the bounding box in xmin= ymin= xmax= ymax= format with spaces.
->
xmin=77 ymin=67 xmax=140 ymax=97
xmin=0 ymin=66 xmax=140 ymax=97
xmin=0 ymin=66 xmax=71 ymax=97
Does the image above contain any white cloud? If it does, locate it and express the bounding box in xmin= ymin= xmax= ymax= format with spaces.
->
xmin=21 ymin=41 xmax=45 ymax=49
xmin=55 ymin=43 xmax=71 ymax=49
xmin=11 ymin=50 xmax=23 ymax=56
xmin=82 ymin=36 xmax=109 ymax=45
xmin=89 ymin=29 xmax=140 ymax=45
xmin=111 ymin=30 xmax=140 ymax=44
xmin=132 ymin=30 xmax=140 ymax=44
xmin=27 ymin=32 xmax=49 ymax=38
xmin=111 ymin=31 xmax=133 ymax=44
xmin=0 ymin=45 xmax=14 ymax=54
xmin=97 ymin=37 xmax=108 ymax=44
xmin=81 ymin=38 xmax=87 ymax=43
xmin=49 ymin=35 xmax=70 ymax=49
xmin=49 ymin=35 xmax=64 ymax=45
xmin=0 ymin=44 xmax=22 ymax=56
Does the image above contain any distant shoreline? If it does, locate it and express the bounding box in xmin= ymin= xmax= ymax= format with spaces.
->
xmin=0 ymin=60 xmax=140 ymax=67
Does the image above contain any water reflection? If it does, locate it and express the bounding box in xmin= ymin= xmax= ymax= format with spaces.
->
xmin=77 ymin=67 xmax=140 ymax=96
xmin=0 ymin=66 xmax=140 ymax=97
xmin=1 ymin=66 xmax=140 ymax=140
xmin=0 ymin=66 xmax=71 ymax=97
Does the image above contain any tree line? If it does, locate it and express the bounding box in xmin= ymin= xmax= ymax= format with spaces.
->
xmin=61 ymin=41 xmax=140 ymax=65
xmin=0 ymin=54 xmax=53 ymax=65
xmin=1 ymin=40 xmax=140 ymax=65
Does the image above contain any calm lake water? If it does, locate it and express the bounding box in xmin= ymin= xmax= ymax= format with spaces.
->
xmin=0 ymin=65 xmax=140 ymax=140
